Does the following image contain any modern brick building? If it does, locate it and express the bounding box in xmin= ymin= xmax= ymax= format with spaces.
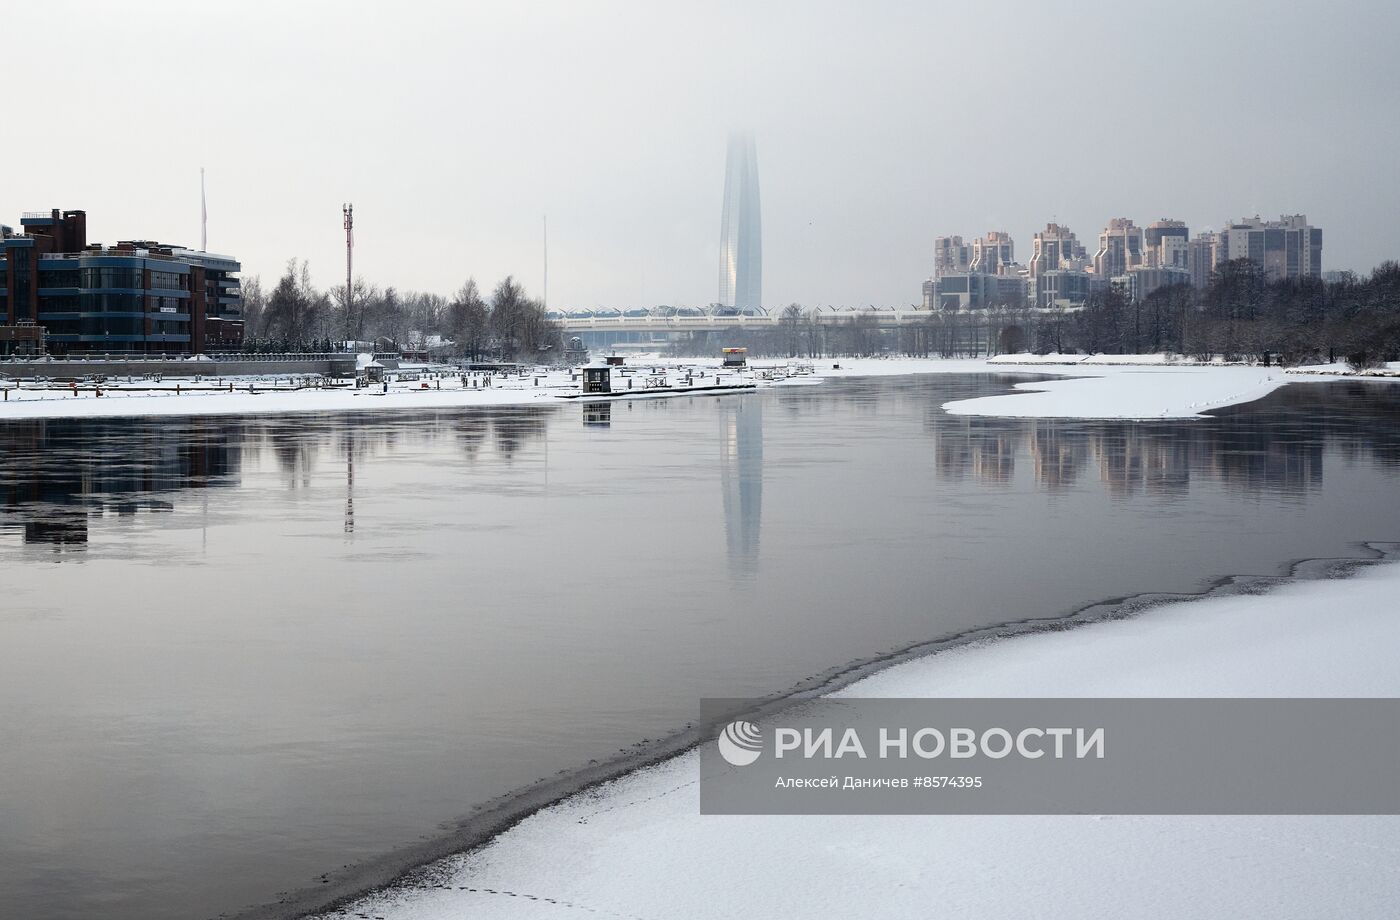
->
xmin=0 ymin=209 xmax=242 ymax=355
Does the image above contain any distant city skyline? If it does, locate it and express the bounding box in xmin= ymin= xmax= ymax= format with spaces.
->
xmin=928 ymin=214 xmax=1326 ymax=310
xmin=3 ymin=2 xmax=1398 ymax=308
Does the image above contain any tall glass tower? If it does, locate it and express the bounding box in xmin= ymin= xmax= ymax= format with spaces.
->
xmin=719 ymin=132 xmax=762 ymax=311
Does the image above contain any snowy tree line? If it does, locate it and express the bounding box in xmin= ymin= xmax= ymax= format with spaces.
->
xmin=1043 ymin=259 xmax=1400 ymax=367
xmin=237 ymin=258 xmax=1400 ymax=367
xmin=238 ymin=260 xmax=561 ymax=359
xmin=688 ymin=260 xmax=1400 ymax=367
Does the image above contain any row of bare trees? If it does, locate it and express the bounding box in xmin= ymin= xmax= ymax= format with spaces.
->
xmin=236 ymin=257 xmax=1400 ymax=368
xmin=676 ymin=261 xmax=1400 ymax=367
xmin=239 ymin=261 xmax=560 ymax=359
xmin=1054 ymin=259 xmax=1400 ymax=366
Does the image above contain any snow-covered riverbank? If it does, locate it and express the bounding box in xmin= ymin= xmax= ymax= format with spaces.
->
xmin=1 ymin=355 xmax=1387 ymax=422
xmin=317 ymin=552 xmax=1400 ymax=920
xmin=0 ymin=378 xmax=565 ymax=419
xmin=0 ymin=365 xmax=743 ymax=420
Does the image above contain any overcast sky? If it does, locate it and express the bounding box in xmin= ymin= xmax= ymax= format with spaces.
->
xmin=4 ymin=1 xmax=1398 ymax=308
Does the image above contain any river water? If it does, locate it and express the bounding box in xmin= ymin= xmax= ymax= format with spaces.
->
xmin=2 ymin=373 xmax=1398 ymax=920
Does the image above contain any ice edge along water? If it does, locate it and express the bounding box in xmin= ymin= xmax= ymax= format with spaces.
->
xmin=940 ymin=364 xmax=1293 ymax=419
xmin=315 ymin=551 xmax=1400 ymax=920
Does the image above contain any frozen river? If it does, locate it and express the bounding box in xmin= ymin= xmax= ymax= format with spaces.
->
xmin=2 ymin=373 xmax=1399 ymax=920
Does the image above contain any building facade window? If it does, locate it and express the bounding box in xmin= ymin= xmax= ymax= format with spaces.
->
xmin=78 ymin=292 xmax=145 ymax=313
xmin=39 ymin=268 xmax=80 ymax=288
xmin=150 ymin=270 xmax=186 ymax=290
xmin=80 ymin=267 xmax=144 ymax=289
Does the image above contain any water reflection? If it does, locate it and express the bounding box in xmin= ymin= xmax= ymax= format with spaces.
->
xmin=2 ymin=384 xmax=1398 ymax=557
xmin=583 ymin=403 xmax=611 ymax=427
xmin=344 ymin=436 xmax=356 ymax=535
xmin=772 ymin=378 xmax=1396 ymax=499
xmin=0 ymin=410 xmax=554 ymax=553
xmin=491 ymin=408 xmax=551 ymax=458
xmin=0 ymin=417 xmax=238 ymax=550
xmin=1 ymin=378 xmax=1399 ymax=920
xmin=720 ymin=399 xmax=763 ymax=578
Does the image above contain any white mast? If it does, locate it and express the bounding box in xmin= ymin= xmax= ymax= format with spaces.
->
xmin=200 ymin=167 xmax=208 ymax=252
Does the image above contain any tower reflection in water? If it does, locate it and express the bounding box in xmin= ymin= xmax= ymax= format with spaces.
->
xmin=720 ymin=398 xmax=763 ymax=579
xmin=3 ymin=380 xmax=1396 ymax=558
xmin=582 ymin=397 xmax=763 ymax=579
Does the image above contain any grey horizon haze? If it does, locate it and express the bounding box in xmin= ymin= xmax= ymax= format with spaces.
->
xmin=3 ymin=0 xmax=1398 ymax=309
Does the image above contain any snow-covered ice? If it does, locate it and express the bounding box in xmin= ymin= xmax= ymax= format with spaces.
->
xmin=1284 ymin=360 xmax=1400 ymax=378
xmin=5 ymin=355 xmax=1387 ymax=422
xmin=1 ymin=354 xmax=1395 ymax=426
xmin=986 ymin=352 xmax=1184 ymax=366
xmin=317 ymin=558 xmax=1400 ymax=920
xmin=0 ymin=365 xmax=752 ymax=420
xmin=941 ymin=365 xmax=1292 ymax=419
xmin=0 ymin=379 xmax=565 ymax=420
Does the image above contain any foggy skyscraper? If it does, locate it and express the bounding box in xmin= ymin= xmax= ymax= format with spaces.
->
xmin=719 ymin=132 xmax=762 ymax=310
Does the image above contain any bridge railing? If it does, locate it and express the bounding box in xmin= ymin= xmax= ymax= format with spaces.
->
xmin=560 ymin=307 xmax=1079 ymax=332
xmin=561 ymin=311 xmax=936 ymax=331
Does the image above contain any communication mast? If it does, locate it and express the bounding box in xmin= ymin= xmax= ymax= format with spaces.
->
xmin=343 ymin=203 xmax=354 ymax=339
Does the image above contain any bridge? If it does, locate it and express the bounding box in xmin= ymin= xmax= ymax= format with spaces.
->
xmin=559 ymin=310 xmax=933 ymax=334
xmin=558 ymin=308 xmax=1071 ymax=354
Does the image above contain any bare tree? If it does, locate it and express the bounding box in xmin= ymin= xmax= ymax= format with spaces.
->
xmin=240 ymin=275 xmax=267 ymax=338
xmin=779 ymin=303 xmax=804 ymax=356
xmin=330 ymin=276 xmax=376 ymax=344
xmin=448 ymin=279 xmax=490 ymax=359
xmin=264 ymin=259 xmax=315 ymax=345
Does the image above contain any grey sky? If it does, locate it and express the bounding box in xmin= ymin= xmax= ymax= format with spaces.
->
xmin=4 ymin=1 xmax=1398 ymax=308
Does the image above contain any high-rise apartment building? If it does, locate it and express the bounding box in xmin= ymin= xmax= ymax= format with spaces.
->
xmin=1093 ymin=218 xmax=1145 ymax=279
xmin=1218 ymin=215 xmax=1322 ymax=281
xmin=969 ymin=231 xmax=1015 ymax=275
xmin=1029 ymin=223 xmax=1085 ymax=279
xmin=931 ymin=272 xmax=1027 ymax=311
xmin=719 ymin=133 xmax=762 ymax=311
xmin=933 ymin=235 xmax=970 ymax=277
xmin=1187 ymin=232 xmax=1220 ymax=288
xmin=921 ymin=278 xmax=937 ymax=310
xmin=1123 ymin=266 xmax=1192 ymax=302
xmin=1157 ymin=235 xmax=1190 ymax=271
xmin=1143 ymin=218 xmax=1189 ymax=251
xmin=927 ymin=229 xmax=1028 ymax=309
xmin=1141 ymin=219 xmax=1190 ymax=268
xmin=1034 ymin=270 xmax=1098 ymax=308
